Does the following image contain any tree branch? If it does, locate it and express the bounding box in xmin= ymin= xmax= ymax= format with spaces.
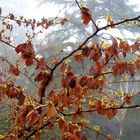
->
xmin=57 ymin=103 xmax=140 ymax=116
xmin=40 ymin=14 xmax=140 ymax=103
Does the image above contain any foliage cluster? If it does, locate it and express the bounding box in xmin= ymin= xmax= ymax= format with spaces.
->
xmin=0 ymin=1 xmax=140 ymax=140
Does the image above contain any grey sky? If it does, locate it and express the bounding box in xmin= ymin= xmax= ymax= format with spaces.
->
xmin=1 ymin=0 xmax=140 ymax=19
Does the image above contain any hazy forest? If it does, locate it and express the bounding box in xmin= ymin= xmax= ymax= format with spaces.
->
xmin=0 ymin=0 xmax=140 ymax=140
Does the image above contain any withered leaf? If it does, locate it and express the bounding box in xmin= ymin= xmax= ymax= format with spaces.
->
xmin=26 ymin=110 xmax=39 ymax=126
xmin=9 ymin=64 xmax=20 ymax=76
xmin=79 ymin=76 xmax=88 ymax=87
xmin=81 ymin=7 xmax=92 ymax=25
xmin=35 ymin=131 xmax=41 ymax=140
xmin=36 ymin=58 xmax=47 ymax=70
xmin=69 ymin=78 xmax=76 ymax=88
xmin=131 ymin=42 xmax=139 ymax=52
xmin=82 ymin=47 xmax=91 ymax=57
xmin=135 ymin=58 xmax=140 ymax=70
xmin=74 ymin=54 xmax=83 ymax=62
xmin=47 ymin=102 xmax=56 ymax=118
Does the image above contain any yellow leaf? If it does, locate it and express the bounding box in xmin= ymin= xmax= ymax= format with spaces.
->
xmin=106 ymin=14 xmax=112 ymax=21
xmin=93 ymin=125 xmax=100 ymax=131
xmin=65 ymin=59 xmax=71 ymax=64
xmin=136 ymin=37 xmax=140 ymax=41
xmin=103 ymin=44 xmax=110 ymax=49
xmin=124 ymin=75 xmax=129 ymax=81
xmin=93 ymin=125 xmax=100 ymax=137
xmin=0 ymin=135 xmax=4 ymax=140
xmin=115 ymin=91 xmax=124 ymax=97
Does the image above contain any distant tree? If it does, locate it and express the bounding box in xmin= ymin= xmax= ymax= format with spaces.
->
xmin=39 ymin=0 xmax=139 ymax=45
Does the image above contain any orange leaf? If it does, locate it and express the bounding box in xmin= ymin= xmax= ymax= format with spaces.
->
xmin=89 ymin=62 xmax=101 ymax=76
xmin=110 ymin=20 xmax=115 ymax=28
xmin=16 ymin=92 xmax=26 ymax=105
xmin=126 ymin=63 xmax=135 ymax=77
xmin=125 ymin=95 xmax=132 ymax=105
xmin=58 ymin=118 xmax=65 ymax=129
xmin=107 ymin=135 xmax=113 ymax=140
xmin=0 ymin=90 xmax=5 ymax=101
xmin=89 ymin=66 xmax=97 ymax=76
xmin=60 ymin=64 xmax=67 ymax=73
xmin=9 ymin=64 xmax=20 ymax=76
xmin=25 ymin=58 xmax=34 ymax=66
xmin=105 ymin=45 xmax=118 ymax=61
xmin=35 ymin=71 xmax=50 ymax=83
xmin=106 ymin=109 xmax=118 ymax=120
xmin=86 ymin=77 xmax=96 ymax=89
xmin=51 ymin=59 xmax=59 ymax=65
xmin=36 ymin=58 xmax=47 ymax=70
xmin=26 ymin=110 xmax=39 ymax=126
xmin=91 ymin=45 xmax=102 ymax=62
xmin=35 ymin=131 xmax=41 ymax=140
xmin=131 ymin=42 xmax=139 ymax=52
xmin=79 ymin=76 xmax=88 ymax=87
xmin=6 ymin=134 xmax=17 ymax=140
xmin=95 ymin=100 xmax=102 ymax=114
xmin=72 ymin=114 xmax=78 ymax=122
xmin=47 ymin=102 xmax=56 ymax=118
xmin=119 ymin=40 xmax=130 ymax=53
xmin=82 ymin=47 xmax=91 ymax=57
xmin=112 ymin=61 xmax=127 ymax=76
xmin=81 ymin=7 xmax=91 ymax=25
xmin=16 ymin=41 xmax=35 ymax=66
xmin=135 ymin=58 xmax=140 ymax=71
xmin=74 ymin=54 xmax=83 ymax=62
